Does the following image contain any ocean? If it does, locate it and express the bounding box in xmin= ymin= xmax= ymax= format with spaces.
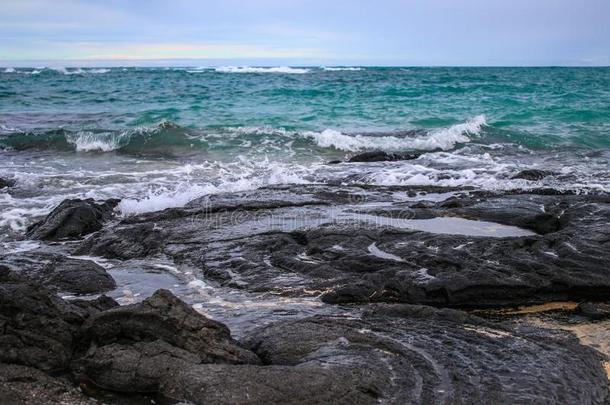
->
xmin=1 ymin=65 xmax=609 ymax=241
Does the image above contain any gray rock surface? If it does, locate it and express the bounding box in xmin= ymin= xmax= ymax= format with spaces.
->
xmin=74 ymin=185 xmax=610 ymax=308
xmin=160 ymin=306 xmax=609 ymax=404
xmin=26 ymin=198 xmax=119 ymax=240
xmin=0 ymin=266 xmax=86 ymax=373
xmin=73 ymin=289 xmax=260 ymax=392
xmin=0 ymin=252 xmax=115 ymax=294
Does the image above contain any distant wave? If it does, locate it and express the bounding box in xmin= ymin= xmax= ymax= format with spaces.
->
xmin=2 ymin=67 xmax=111 ymax=75
xmin=51 ymin=67 xmax=110 ymax=75
xmin=215 ymin=66 xmax=310 ymax=74
xmin=321 ymin=67 xmax=364 ymax=71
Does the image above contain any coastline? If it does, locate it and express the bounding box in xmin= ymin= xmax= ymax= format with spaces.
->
xmin=1 ymin=180 xmax=609 ymax=403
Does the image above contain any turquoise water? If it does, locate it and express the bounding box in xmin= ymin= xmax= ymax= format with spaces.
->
xmin=0 ymin=66 xmax=609 ymax=238
xmin=2 ymin=66 xmax=610 ymax=149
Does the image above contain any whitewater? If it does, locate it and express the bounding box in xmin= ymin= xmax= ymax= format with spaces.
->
xmin=1 ymin=66 xmax=609 ymax=241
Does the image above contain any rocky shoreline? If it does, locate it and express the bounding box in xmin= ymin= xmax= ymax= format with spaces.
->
xmin=1 ymin=182 xmax=610 ymax=404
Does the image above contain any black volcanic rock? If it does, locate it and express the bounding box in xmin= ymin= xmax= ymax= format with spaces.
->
xmin=0 ymin=267 xmax=86 ymax=373
xmin=26 ymin=198 xmax=119 ymax=240
xmin=74 ymin=222 xmax=163 ymax=259
xmin=75 ymin=185 xmax=610 ymax=308
xmin=0 ymin=274 xmax=608 ymax=404
xmin=0 ymin=252 xmax=116 ymax=294
xmin=158 ymin=307 xmax=609 ymax=404
xmin=0 ymin=364 xmax=91 ymax=405
xmin=511 ymin=169 xmax=556 ymax=181
xmin=0 ymin=177 xmax=15 ymax=189
xmin=348 ymin=150 xmax=422 ymax=162
xmin=73 ymin=289 xmax=260 ymax=392
xmin=578 ymin=302 xmax=610 ymax=320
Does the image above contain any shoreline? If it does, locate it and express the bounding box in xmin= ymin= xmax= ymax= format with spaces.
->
xmin=1 ymin=182 xmax=609 ymax=403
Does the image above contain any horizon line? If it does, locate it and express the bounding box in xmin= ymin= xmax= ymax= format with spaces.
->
xmin=1 ymin=59 xmax=609 ymax=68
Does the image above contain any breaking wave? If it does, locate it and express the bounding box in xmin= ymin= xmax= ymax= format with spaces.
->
xmin=0 ymin=116 xmax=487 ymax=156
xmin=303 ymin=115 xmax=486 ymax=152
xmin=117 ymin=159 xmax=313 ymax=215
xmin=215 ymin=66 xmax=310 ymax=74
xmin=321 ymin=67 xmax=364 ymax=71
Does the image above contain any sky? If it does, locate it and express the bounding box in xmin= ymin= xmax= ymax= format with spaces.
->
xmin=0 ymin=0 xmax=609 ymax=66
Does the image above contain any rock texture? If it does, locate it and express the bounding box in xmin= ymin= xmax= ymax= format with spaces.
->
xmin=0 ymin=252 xmax=115 ymax=294
xmin=73 ymin=289 xmax=260 ymax=392
xmin=0 ymin=177 xmax=15 ymax=189
xmin=511 ymin=169 xmax=556 ymax=181
xmin=0 ymin=364 xmax=91 ymax=405
xmin=0 ymin=271 xmax=608 ymax=404
xmin=75 ymin=185 xmax=610 ymax=308
xmin=156 ymin=305 xmax=610 ymax=404
xmin=348 ymin=150 xmax=422 ymax=162
xmin=26 ymin=198 xmax=119 ymax=240
xmin=0 ymin=266 xmax=86 ymax=373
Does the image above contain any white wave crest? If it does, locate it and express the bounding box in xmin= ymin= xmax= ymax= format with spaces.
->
xmin=51 ymin=67 xmax=110 ymax=75
xmin=303 ymin=115 xmax=486 ymax=152
xmin=118 ymin=159 xmax=312 ymax=215
xmin=321 ymin=67 xmax=363 ymax=71
xmin=215 ymin=66 xmax=310 ymax=74
xmin=3 ymin=68 xmax=15 ymax=73
xmin=66 ymin=131 xmax=123 ymax=152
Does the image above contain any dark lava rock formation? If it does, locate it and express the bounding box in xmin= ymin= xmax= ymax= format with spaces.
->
xmin=0 ymin=252 xmax=115 ymax=294
xmin=1 ymin=269 xmax=607 ymax=404
xmin=5 ymin=183 xmax=610 ymax=403
xmin=73 ymin=289 xmax=260 ymax=393
xmin=75 ymin=185 xmax=610 ymax=308
xmin=0 ymin=364 xmax=91 ymax=405
xmin=511 ymin=169 xmax=556 ymax=181
xmin=26 ymin=198 xmax=120 ymax=240
xmin=0 ymin=177 xmax=15 ymax=189
xmin=348 ymin=150 xmax=422 ymax=162
xmin=0 ymin=266 xmax=87 ymax=373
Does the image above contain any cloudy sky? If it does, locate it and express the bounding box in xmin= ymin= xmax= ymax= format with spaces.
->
xmin=0 ymin=0 xmax=608 ymax=66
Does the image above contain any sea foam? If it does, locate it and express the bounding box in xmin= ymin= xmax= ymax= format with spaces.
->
xmin=117 ymin=159 xmax=312 ymax=215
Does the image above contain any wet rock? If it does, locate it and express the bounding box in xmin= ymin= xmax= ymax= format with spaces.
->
xmin=0 ymin=268 xmax=86 ymax=373
xmin=0 ymin=177 xmax=15 ymax=189
xmin=0 ymin=252 xmax=116 ymax=294
xmin=453 ymin=194 xmax=571 ymax=234
xmin=348 ymin=150 xmax=421 ymax=162
xmin=157 ymin=121 xmax=180 ymax=129
xmin=0 ymin=364 xmax=91 ymax=405
xmin=26 ymin=198 xmax=120 ymax=240
xmin=73 ymin=289 xmax=260 ymax=392
xmin=74 ymin=222 xmax=163 ymax=259
xmin=578 ymin=302 xmax=610 ymax=320
xmin=74 ymin=185 xmax=610 ymax=308
xmin=70 ymin=295 xmax=120 ymax=317
xmin=157 ymin=307 xmax=609 ymax=404
xmin=511 ymin=169 xmax=556 ymax=181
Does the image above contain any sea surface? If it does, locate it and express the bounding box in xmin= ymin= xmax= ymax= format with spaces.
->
xmin=1 ymin=66 xmax=609 ymax=242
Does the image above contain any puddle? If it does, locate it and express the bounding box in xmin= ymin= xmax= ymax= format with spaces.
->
xmin=228 ymin=206 xmax=537 ymax=238
xmin=66 ymin=255 xmax=351 ymax=338
xmin=355 ymin=214 xmax=537 ymax=237
xmin=368 ymin=243 xmax=405 ymax=262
